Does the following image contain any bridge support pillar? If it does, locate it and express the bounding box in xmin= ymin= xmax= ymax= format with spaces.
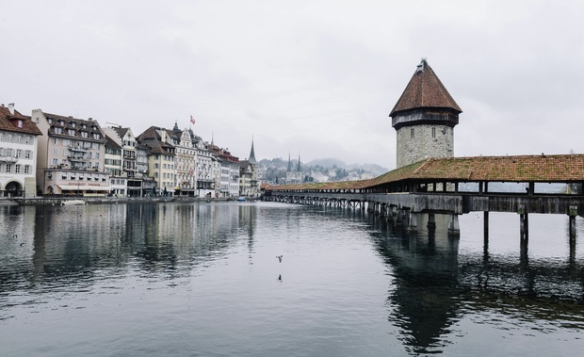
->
xmin=427 ymin=213 xmax=436 ymax=230
xmin=484 ymin=211 xmax=489 ymax=242
xmin=400 ymin=209 xmax=409 ymax=227
xmin=408 ymin=212 xmax=418 ymax=231
xmin=448 ymin=213 xmax=460 ymax=235
xmin=569 ymin=205 xmax=578 ymax=261
xmin=394 ymin=208 xmax=403 ymax=226
xmin=520 ymin=211 xmax=529 ymax=243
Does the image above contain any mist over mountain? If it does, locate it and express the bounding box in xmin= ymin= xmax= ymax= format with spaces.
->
xmin=305 ymin=158 xmax=388 ymax=176
xmin=258 ymin=157 xmax=389 ymax=184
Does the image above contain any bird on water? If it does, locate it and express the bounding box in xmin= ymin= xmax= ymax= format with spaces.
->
xmin=276 ymin=255 xmax=283 ymax=262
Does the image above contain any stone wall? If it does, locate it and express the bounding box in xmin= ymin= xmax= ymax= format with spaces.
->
xmin=396 ymin=124 xmax=454 ymax=168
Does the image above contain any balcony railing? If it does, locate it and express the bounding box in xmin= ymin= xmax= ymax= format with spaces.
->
xmin=0 ymin=155 xmax=18 ymax=163
xmin=68 ymin=145 xmax=87 ymax=152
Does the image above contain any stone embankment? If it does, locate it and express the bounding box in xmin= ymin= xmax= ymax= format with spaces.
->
xmin=1 ymin=196 xmax=259 ymax=206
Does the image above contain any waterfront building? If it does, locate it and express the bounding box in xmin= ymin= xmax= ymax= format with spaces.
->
xmin=192 ymin=134 xmax=215 ymax=197
xmin=207 ymin=141 xmax=240 ymax=197
xmin=136 ymin=144 xmax=156 ymax=196
xmin=0 ymin=104 xmax=42 ymax=197
xmin=136 ymin=126 xmax=176 ymax=196
xmin=171 ymin=124 xmax=197 ymax=196
xmin=103 ymin=126 xmax=143 ymax=196
xmin=104 ymin=134 xmax=125 ymax=195
xmin=239 ymin=140 xmax=259 ymax=197
xmin=32 ymin=109 xmax=110 ymax=195
xmin=390 ymin=59 xmax=462 ymax=168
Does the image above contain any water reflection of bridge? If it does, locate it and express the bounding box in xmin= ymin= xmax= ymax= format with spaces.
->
xmin=363 ymin=213 xmax=584 ymax=355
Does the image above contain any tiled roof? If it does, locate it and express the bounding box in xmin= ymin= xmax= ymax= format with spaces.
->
xmin=268 ymin=179 xmax=372 ymax=191
xmin=369 ymin=154 xmax=584 ymax=186
xmin=105 ymin=134 xmax=122 ymax=149
xmin=0 ymin=107 xmax=42 ymax=135
xmin=390 ymin=59 xmax=462 ymax=116
xmin=137 ymin=127 xmax=175 ymax=155
xmin=112 ymin=126 xmax=129 ymax=139
xmin=41 ymin=111 xmax=106 ymax=141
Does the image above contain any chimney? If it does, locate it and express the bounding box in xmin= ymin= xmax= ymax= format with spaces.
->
xmin=8 ymin=103 xmax=14 ymax=114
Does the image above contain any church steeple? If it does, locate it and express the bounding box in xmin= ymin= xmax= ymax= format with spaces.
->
xmin=287 ymin=152 xmax=292 ymax=172
xmin=248 ymin=137 xmax=257 ymax=164
xmin=296 ymin=154 xmax=301 ymax=172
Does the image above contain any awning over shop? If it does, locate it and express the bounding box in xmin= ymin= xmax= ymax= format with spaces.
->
xmin=57 ymin=185 xmax=111 ymax=191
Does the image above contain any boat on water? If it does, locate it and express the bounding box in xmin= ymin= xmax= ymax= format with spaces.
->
xmin=62 ymin=200 xmax=86 ymax=205
xmin=237 ymin=196 xmax=246 ymax=202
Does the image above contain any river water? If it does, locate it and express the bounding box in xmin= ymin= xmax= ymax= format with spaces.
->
xmin=0 ymin=202 xmax=583 ymax=356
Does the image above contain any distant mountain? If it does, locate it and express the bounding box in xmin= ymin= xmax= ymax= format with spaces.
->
xmin=305 ymin=158 xmax=388 ymax=176
xmin=305 ymin=158 xmax=346 ymax=168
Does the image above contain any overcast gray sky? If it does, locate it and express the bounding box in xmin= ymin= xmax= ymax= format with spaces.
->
xmin=1 ymin=0 xmax=583 ymax=169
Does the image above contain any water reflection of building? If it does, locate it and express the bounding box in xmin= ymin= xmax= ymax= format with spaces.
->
xmin=0 ymin=203 xmax=260 ymax=294
xmin=371 ymin=216 xmax=460 ymax=355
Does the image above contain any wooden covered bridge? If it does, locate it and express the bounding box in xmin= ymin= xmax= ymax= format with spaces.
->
xmin=264 ymin=154 xmax=584 ymax=246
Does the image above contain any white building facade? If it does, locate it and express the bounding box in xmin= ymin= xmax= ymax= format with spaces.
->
xmin=0 ymin=104 xmax=42 ymax=197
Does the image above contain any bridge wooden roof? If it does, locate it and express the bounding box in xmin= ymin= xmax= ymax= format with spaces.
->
xmin=267 ymin=178 xmax=371 ymax=191
xmin=267 ymin=154 xmax=584 ymax=192
xmin=369 ymin=154 xmax=584 ymax=186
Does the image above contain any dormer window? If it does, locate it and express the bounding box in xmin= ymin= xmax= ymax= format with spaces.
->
xmin=59 ymin=120 xmax=64 ymax=126
xmin=17 ymin=120 xmax=23 ymax=128
xmin=68 ymin=129 xmax=76 ymax=136
xmin=48 ymin=118 xmax=53 ymax=124
xmin=81 ymin=131 xmax=89 ymax=138
xmin=71 ymin=122 xmax=75 ymax=128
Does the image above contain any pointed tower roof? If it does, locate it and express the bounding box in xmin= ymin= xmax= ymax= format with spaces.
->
xmin=248 ymin=138 xmax=257 ymax=164
xmin=390 ymin=59 xmax=462 ymax=116
xmin=296 ymin=154 xmax=301 ymax=172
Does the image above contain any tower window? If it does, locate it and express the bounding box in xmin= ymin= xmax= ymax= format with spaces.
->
xmin=432 ymin=127 xmax=436 ymax=138
xmin=410 ymin=128 xmax=414 ymax=138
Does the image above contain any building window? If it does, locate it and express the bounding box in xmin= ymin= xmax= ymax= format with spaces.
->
xmin=68 ymin=129 xmax=76 ymax=136
xmin=15 ymin=165 xmax=21 ymax=173
xmin=25 ymin=150 xmax=31 ymax=159
xmin=25 ymin=135 xmax=31 ymax=144
xmin=6 ymin=164 xmax=12 ymax=173
xmin=24 ymin=165 xmax=30 ymax=174
xmin=52 ymin=158 xmax=58 ymax=166
xmin=16 ymin=149 xmax=22 ymax=158
xmin=6 ymin=148 xmax=12 ymax=157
